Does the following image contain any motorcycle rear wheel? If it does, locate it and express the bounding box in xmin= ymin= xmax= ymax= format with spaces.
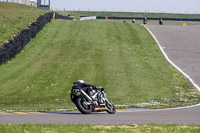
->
xmin=75 ymin=98 xmax=92 ymax=114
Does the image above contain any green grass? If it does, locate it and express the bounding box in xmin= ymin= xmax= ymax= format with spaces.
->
xmin=0 ymin=2 xmax=47 ymax=45
xmin=1 ymin=124 xmax=200 ymax=133
xmin=59 ymin=11 xmax=200 ymax=26
xmin=0 ymin=19 xmax=200 ymax=112
xmin=58 ymin=11 xmax=200 ymax=20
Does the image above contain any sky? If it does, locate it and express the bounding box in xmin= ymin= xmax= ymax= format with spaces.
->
xmin=47 ymin=0 xmax=200 ymax=14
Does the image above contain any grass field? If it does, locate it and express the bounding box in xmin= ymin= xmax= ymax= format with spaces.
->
xmin=59 ymin=11 xmax=200 ymax=19
xmin=0 ymin=19 xmax=200 ymax=112
xmin=1 ymin=124 xmax=200 ymax=133
xmin=0 ymin=2 xmax=46 ymax=45
xmin=59 ymin=11 xmax=200 ymax=25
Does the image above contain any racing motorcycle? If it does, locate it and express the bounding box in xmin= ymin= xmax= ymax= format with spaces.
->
xmin=71 ymin=86 xmax=116 ymax=114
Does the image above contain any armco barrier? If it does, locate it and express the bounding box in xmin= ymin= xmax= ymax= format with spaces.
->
xmin=0 ymin=12 xmax=72 ymax=65
xmin=93 ymin=16 xmax=200 ymax=21
xmin=80 ymin=16 xmax=96 ymax=21
xmin=55 ymin=14 xmax=74 ymax=20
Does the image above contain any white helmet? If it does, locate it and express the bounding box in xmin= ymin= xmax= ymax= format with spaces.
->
xmin=77 ymin=80 xmax=85 ymax=83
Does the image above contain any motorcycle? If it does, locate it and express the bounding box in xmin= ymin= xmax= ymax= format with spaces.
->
xmin=70 ymin=86 xmax=116 ymax=114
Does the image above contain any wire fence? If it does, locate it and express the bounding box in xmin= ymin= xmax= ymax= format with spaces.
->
xmin=0 ymin=0 xmax=37 ymax=7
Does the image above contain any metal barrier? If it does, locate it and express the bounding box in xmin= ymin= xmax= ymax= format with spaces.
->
xmin=94 ymin=16 xmax=200 ymax=21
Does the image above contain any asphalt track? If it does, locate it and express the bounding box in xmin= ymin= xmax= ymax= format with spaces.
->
xmin=1 ymin=25 xmax=200 ymax=124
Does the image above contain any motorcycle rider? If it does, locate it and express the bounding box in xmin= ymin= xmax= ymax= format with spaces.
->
xmin=159 ymin=18 xmax=163 ymax=25
xmin=72 ymin=80 xmax=102 ymax=96
xmin=71 ymin=80 xmax=116 ymax=114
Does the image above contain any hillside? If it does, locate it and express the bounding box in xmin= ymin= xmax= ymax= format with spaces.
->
xmin=0 ymin=3 xmax=200 ymax=112
xmin=0 ymin=19 xmax=200 ymax=112
xmin=0 ymin=2 xmax=47 ymax=45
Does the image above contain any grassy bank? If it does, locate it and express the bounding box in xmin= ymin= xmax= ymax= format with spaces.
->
xmin=0 ymin=124 xmax=200 ymax=133
xmin=0 ymin=19 xmax=199 ymax=112
xmin=0 ymin=2 xmax=47 ymax=45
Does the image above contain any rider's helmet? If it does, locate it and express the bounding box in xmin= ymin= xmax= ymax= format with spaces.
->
xmin=77 ymin=80 xmax=85 ymax=83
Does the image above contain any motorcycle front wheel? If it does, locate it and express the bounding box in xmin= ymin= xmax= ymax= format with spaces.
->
xmin=75 ymin=98 xmax=92 ymax=114
xmin=106 ymin=100 xmax=116 ymax=114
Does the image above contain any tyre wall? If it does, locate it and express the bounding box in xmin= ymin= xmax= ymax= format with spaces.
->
xmin=0 ymin=12 xmax=72 ymax=65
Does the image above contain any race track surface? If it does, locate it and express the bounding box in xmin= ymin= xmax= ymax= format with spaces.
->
xmin=0 ymin=104 xmax=200 ymax=124
xmin=146 ymin=25 xmax=200 ymax=89
xmin=1 ymin=25 xmax=200 ymax=124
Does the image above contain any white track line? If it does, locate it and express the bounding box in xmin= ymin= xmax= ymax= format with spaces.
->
xmin=144 ymin=25 xmax=200 ymax=92
xmin=139 ymin=25 xmax=200 ymax=111
xmin=116 ymin=103 xmax=200 ymax=112
xmin=147 ymin=103 xmax=200 ymax=112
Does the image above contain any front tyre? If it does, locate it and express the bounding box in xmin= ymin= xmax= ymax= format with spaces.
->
xmin=106 ymin=100 xmax=116 ymax=114
xmin=75 ymin=98 xmax=92 ymax=114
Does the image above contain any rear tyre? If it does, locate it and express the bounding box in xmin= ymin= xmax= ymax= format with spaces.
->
xmin=106 ymin=100 xmax=116 ymax=114
xmin=75 ymin=98 xmax=92 ymax=114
